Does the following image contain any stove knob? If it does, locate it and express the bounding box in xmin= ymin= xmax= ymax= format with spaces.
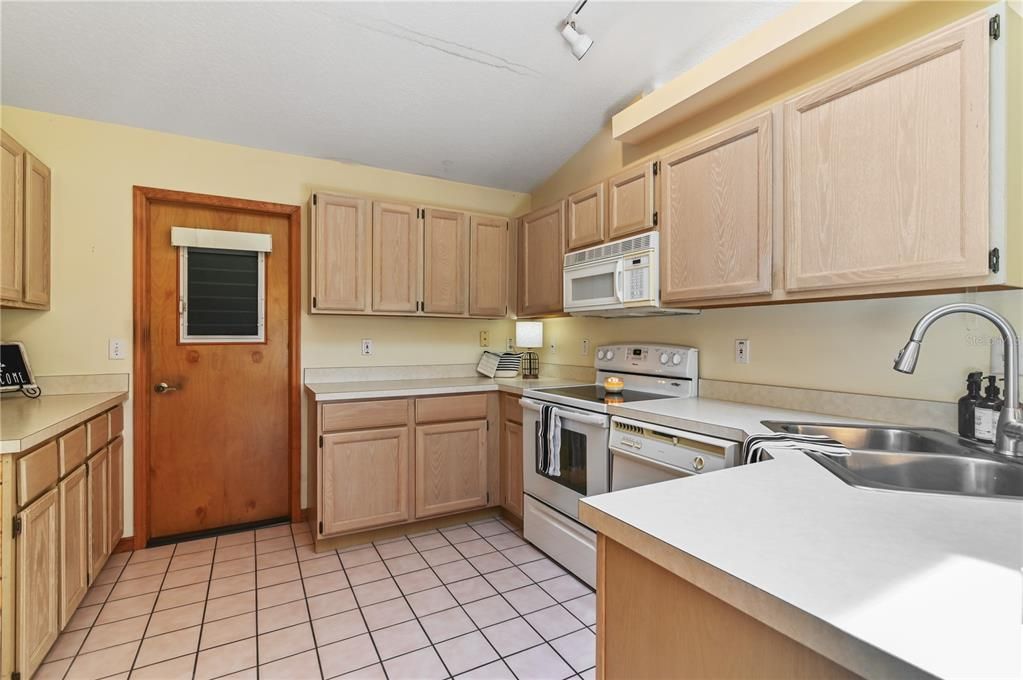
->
xmin=659 ymin=352 xmax=669 ymax=365
xmin=605 ymin=350 xmax=615 ymax=361
xmin=596 ymin=349 xmax=606 ymax=360
xmin=671 ymin=353 xmax=683 ymax=366
xmin=693 ymin=456 xmax=705 ymax=472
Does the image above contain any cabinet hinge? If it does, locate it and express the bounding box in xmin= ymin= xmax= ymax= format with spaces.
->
xmin=652 ymin=211 xmax=659 ymax=227
xmin=312 ymin=194 xmax=318 ymax=206
xmin=318 ymin=435 xmax=323 ymax=448
xmin=989 ymin=247 xmax=1000 ymax=273
xmin=312 ymin=296 xmax=317 ymax=309
xmin=12 ymin=515 xmax=22 ymax=537
xmin=990 ymin=14 xmax=1000 ymax=40
xmin=652 ymin=161 xmax=660 ymax=176
xmin=318 ymin=521 xmax=323 ymax=534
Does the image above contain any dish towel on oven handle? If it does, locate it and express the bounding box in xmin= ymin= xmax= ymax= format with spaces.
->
xmin=537 ymin=403 xmax=563 ymax=476
xmin=742 ymin=433 xmax=850 ymax=465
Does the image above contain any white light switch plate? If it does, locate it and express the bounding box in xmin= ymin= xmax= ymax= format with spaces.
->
xmin=108 ymin=338 xmax=127 ymax=360
xmin=361 ymin=339 xmax=373 ymax=356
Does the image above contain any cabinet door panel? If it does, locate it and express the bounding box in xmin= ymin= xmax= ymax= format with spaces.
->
xmin=60 ymin=466 xmax=89 ymax=628
xmin=661 ymin=111 xmax=772 ymax=302
xmin=1 ymin=131 xmax=25 ymax=302
xmin=109 ymin=436 xmax=124 ymax=549
xmin=23 ymin=152 xmax=50 ymax=307
xmin=415 ymin=420 xmax=487 ymax=519
xmin=312 ymin=194 xmax=369 ymax=312
xmin=468 ymin=215 xmax=508 ymax=317
xmin=784 ymin=13 xmax=989 ymax=291
xmin=423 ymin=208 xmax=468 ymax=315
xmin=320 ymin=427 xmax=409 ymax=534
xmin=608 ymin=163 xmax=656 ymax=240
xmin=88 ymin=447 xmax=110 ymax=579
xmin=502 ymin=420 xmax=523 ymax=519
xmin=372 ymin=202 xmax=420 ymax=312
xmin=566 ymin=182 xmax=605 ymax=251
xmin=517 ymin=202 xmax=564 ymax=317
xmin=16 ymin=488 xmax=59 ymax=680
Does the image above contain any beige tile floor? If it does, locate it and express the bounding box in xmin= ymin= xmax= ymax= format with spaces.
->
xmin=38 ymin=517 xmax=596 ymax=680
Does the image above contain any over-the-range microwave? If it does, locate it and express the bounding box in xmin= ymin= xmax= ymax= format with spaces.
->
xmin=562 ymin=232 xmax=698 ymax=317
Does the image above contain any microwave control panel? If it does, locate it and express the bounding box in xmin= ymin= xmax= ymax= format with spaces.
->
xmin=623 ymin=254 xmax=651 ymax=302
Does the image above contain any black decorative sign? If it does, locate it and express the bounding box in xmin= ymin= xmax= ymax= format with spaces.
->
xmin=1 ymin=342 xmax=37 ymax=392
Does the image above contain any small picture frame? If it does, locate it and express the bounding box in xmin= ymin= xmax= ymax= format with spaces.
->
xmin=1 ymin=342 xmax=41 ymax=397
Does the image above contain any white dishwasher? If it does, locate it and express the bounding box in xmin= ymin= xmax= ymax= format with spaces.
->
xmin=609 ymin=416 xmax=740 ymax=491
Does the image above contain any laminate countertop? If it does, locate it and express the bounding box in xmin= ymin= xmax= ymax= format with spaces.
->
xmin=579 ymin=397 xmax=1022 ymax=679
xmin=305 ymin=376 xmax=584 ymax=401
xmin=1 ymin=392 xmax=128 ymax=454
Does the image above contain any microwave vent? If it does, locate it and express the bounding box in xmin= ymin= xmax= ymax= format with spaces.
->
xmin=564 ymin=232 xmax=656 ymax=267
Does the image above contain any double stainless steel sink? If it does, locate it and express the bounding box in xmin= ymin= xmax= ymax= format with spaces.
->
xmin=761 ymin=422 xmax=1023 ymax=501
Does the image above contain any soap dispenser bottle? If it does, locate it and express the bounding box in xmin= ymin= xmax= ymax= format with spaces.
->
xmin=958 ymin=371 xmax=983 ymax=438
xmin=974 ymin=375 xmax=1005 ymax=443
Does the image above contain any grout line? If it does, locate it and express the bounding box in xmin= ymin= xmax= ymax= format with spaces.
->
xmin=291 ymin=531 xmax=328 ymax=680
xmin=126 ymin=540 xmax=180 ymax=674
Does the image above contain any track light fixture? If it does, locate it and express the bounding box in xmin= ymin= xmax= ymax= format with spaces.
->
xmin=560 ymin=0 xmax=593 ymax=60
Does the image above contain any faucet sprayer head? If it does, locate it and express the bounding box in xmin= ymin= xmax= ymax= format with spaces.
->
xmin=893 ymin=340 xmax=921 ymax=374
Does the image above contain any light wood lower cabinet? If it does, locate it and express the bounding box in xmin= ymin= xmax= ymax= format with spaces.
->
xmin=320 ymin=427 xmax=410 ymax=534
xmin=501 ymin=420 xmax=523 ymax=520
xmin=59 ymin=466 xmax=89 ymax=628
xmin=87 ymin=446 xmax=110 ymax=580
xmin=16 ymin=488 xmax=59 ymax=680
xmin=415 ymin=420 xmax=488 ymax=519
xmin=108 ymin=436 xmax=124 ymax=550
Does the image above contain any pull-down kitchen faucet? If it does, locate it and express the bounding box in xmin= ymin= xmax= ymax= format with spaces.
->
xmin=894 ymin=303 xmax=1022 ymax=458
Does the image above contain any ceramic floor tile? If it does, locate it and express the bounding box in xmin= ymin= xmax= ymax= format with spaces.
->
xmin=96 ymin=593 xmax=157 ymax=626
xmin=293 ymin=532 xmax=314 ymax=547
xmin=471 ymin=521 xmax=510 ymax=538
xmin=482 ymin=616 xmax=544 ymax=657
xmin=256 ymin=548 xmax=298 ymax=571
xmin=339 ymin=547 xmax=380 ymax=569
xmin=146 ymin=602 xmax=205 ymax=637
xmin=312 ymin=608 xmax=367 ymax=645
xmin=134 ymin=625 xmax=201 ymax=668
xmin=486 ymin=533 xmax=527 ymax=551
xmin=216 ymin=531 xmax=255 ymax=548
xmin=93 ymin=564 xmax=124 ymax=586
xmin=259 ymin=648 xmax=322 ymax=680
xmin=421 ymin=545 xmax=462 ymax=566
xmin=304 ymin=569 xmax=350 ymax=596
xmin=346 ymin=561 xmax=391 ymax=586
xmin=162 ymin=564 xmax=212 ymax=590
xmin=211 ymin=556 xmax=256 ymax=580
xmin=455 ymin=539 xmax=495 ymax=559
xmin=295 ymin=544 xmax=321 ymax=562
xmin=129 ymin=545 xmax=175 ymax=564
xmin=375 ymin=538 xmax=416 ymax=559
xmin=194 ymin=637 xmax=257 ymax=680
xmin=65 ymin=639 xmax=140 ymax=680
xmin=257 ymin=580 xmax=306 ymax=608
xmin=299 ymin=554 xmax=342 ymax=578
xmin=550 ymin=627 xmax=596 ymax=672
xmin=256 ymin=535 xmax=295 ymax=555
xmin=318 ymin=633 xmax=380 ymax=678
xmin=419 ymin=607 xmax=476 ymax=644
xmin=434 ymin=630 xmax=498 ymax=676
xmin=118 ymin=559 xmax=170 ymax=582
xmin=174 ymin=536 xmax=217 ymax=555
xmin=456 ymin=660 xmax=516 ymax=679
xmin=307 ymin=588 xmax=358 ymax=620
xmin=579 ymin=667 xmax=596 ymax=680
xmin=44 ymin=628 xmax=88 ymax=662
xmin=204 ymin=591 xmax=256 ymax=623
xmin=503 ymin=584 xmax=557 ymax=615
xmin=155 ymin=581 xmax=209 ymax=611
xmin=447 ymin=576 xmax=498 ymax=605
xmin=257 ymin=598 xmax=310 ymax=633
xmin=518 ymin=558 xmax=567 ymax=583
xmin=66 ymin=604 xmax=102 ymax=631
xmin=80 ymin=614 xmax=149 ymax=654
xmin=338 ymin=663 xmax=386 ymax=679
xmin=540 ymin=574 xmax=592 ymax=602
xmin=395 ymin=568 xmax=442 ymax=595
xmin=383 ymin=646 xmax=449 ymax=680
xmin=35 ymin=657 xmax=73 ymax=680
xmin=170 ymin=549 xmax=215 ymax=571
xmin=256 ymin=524 xmax=293 ymax=541
xmin=258 ymin=621 xmax=315 ymax=664
xmin=362 ymin=597 xmax=415 ymax=630
xmin=199 ymin=611 xmax=256 ymax=650
xmin=524 ymin=605 xmax=584 ymax=640
xmin=129 ymin=653 xmax=196 ymax=680
xmin=257 ymin=562 xmax=301 ymax=588
xmin=409 ymin=533 xmax=449 ymax=551
xmin=562 ymin=594 xmax=596 ymax=626
xmin=440 ymin=526 xmax=482 ymax=544
xmin=214 ymin=544 xmax=254 ymax=564
xmin=370 ymin=619 xmax=430 ymax=660
xmin=208 ymin=571 xmax=256 ymax=599
xmin=468 ymin=552 xmax=514 ymax=574
xmin=484 ymin=567 xmax=532 ymax=593
xmin=81 ymin=583 xmax=113 ymax=607
xmin=501 ymin=545 xmax=544 ymax=565
xmin=406 ymin=585 xmax=458 ymax=617
xmin=463 ymin=595 xmax=518 ymax=628
xmin=384 ymin=553 xmax=428 ymax=575
xmin=217 ymin=668 xmax=258 ymax=680
xmin=504 ymin=643 xmax=575 ymax=680
xmin=433 ymin=559 xmax=479 ymax=584
xmin=353 ymin=578 xmax=401 ymax=607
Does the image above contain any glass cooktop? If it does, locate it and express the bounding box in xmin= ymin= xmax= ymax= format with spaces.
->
xmin=534 ymin=385 xmax=677 ymax=405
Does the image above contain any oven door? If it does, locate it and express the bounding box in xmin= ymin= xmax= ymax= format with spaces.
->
xmin=563 ymin=258 xmax=623 ymax=313
xmin=520 ymin=397 xmax=609 ymax=519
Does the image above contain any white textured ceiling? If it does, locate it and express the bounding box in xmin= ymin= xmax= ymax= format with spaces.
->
xmin=1 ymin=1 xmax=792 ymax=192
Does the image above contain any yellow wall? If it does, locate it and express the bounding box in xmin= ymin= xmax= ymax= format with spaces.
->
xmin=531 ymin=0 xmax=1022 ymax=405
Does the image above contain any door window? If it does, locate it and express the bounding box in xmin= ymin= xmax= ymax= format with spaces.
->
xmin=179 ymin=246 xmax=265 ymax=343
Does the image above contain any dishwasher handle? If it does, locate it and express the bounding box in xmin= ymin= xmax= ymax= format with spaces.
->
xmin=520 ymin=398 xmax=609 ymax=428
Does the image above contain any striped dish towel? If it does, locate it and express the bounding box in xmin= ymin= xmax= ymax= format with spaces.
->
xmin=536 ymin=404 xmax=562 ymax=476
xmin=742 ymin=433 xmax=851 ymax=465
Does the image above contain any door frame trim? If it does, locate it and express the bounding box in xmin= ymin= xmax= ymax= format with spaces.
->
xmin=132 ymin=186 xmax=302 ymax=549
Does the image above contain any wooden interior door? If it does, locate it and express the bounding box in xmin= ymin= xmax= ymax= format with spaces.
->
xmin=143 ymin=193 xmax=295 ymax=539
xmin=59 ymin=466 xmax=89 ymax=628
xmin=517 ymin=202 xmax=565 ymax=317
xmin=415 ymin=420 xmax=487 ymax=519
xmin=566 ymin=182 xmax=606 ymax=251
xmin=321 ymin=427 xmax=409 ymax=534
xmin=660 ymin=111 xmax=773 ymax=303
xmin=311 ymin=193 xmax=370 ymax=312
xmin=372 ymin=201 xmax=420 ymax=313
xmin=16 ymin=488 xmax=59 ymax=680
xmin=422 ymin=208 xmax=468 ymax=315
xmin=1 ymin=131 xmax=25 ymax=302
xmin=468 ymin=215 xmax=508 ymax=317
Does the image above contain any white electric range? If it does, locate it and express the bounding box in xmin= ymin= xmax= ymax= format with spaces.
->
xmin=519 ymin=343 xmax=699 ymax=586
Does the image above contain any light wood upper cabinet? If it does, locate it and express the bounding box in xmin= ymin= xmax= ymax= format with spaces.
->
xmin=87 ymin=447 xmax=110 ymax=580
xmin=321 ymin=427 xmax=410 ymax=534
xmin=608 ymin=163 xmax=657 ymax=240
xmin=1 ymin=131 xmax=25 ymax=302
xmin=372 ymin=201 xmax=420 ymax=313
xmin=501 ymin=420 xmax=523 ymax=520
xmin=23 ymin=152 xmax=50 ymax=307
xmin=415 ymin=420 xmax=487 ymax=519
xmin=566 ymin=182 xmax=606 ymax=252
xmin=783 ymin=12 xmax=990 ymax=292
xmin=59 ymin=466 xmax=89 ymax=629
xmin=660 ymin=111 xmax=773 ymax=303
xmin=423 ymin=208 xmax=468 ymax=315
xmin=16 ymin=488 xmax=60 ymax=680
xmin=468 ymin=215 xmax=508 ymax=317
xmin=312 ymin=193 xmax=370 ymax=313
xmin=518 ymin=201 xmax=565 ymax=318
xmin=108 ymin=436 xmax=124 ymax=550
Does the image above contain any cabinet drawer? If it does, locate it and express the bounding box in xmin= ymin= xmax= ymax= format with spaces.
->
xmin=109 ymin=404 xmax=124 ymax=437
xmin=86 ymin=413 xmax=110 ymax=453
xmin=416 ymin=394 xmax=489 ymax=424
xmin=18 ymin=440 xmax=59 ymax=507
xmin=501 ymin=393 xmax=523 ymax=425
xmin=59 ymin=426 xmax=88 ymax=476
xmin=322 ymin=399 xmax=409 ymax=432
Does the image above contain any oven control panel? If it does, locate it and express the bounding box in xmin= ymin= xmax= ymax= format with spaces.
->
xmin=595 ymin=344 xmax=698 ymax=379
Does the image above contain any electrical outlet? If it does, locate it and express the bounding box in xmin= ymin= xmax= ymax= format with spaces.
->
xmin=506 ymin=338 xmax=514 ymax=351
xmin=735 ymin=339 xmax=750 ymax=364
xmin=479 ymin=330 xmax=490 ymax=347
xmin=108 ymin=338 xmax=127 ymax=360
xmin=549 ymin=342 xmax=557 ymax=354
xmin=361 ymin=339 xmax=374 ymax=356
xmin=582 ymin=339 xmax=590 ymax=356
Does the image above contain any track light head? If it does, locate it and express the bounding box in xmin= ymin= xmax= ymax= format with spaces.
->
xmin=561 ymin=20 xmax=594 ymax=60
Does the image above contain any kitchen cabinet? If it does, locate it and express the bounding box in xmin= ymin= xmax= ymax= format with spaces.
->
xmin=660 ymin=111 xmax=773 ymax=303
xmin=517 ymin=201 xmax=565 ymax=318
xmin=783 ymin=12 xmax=990 ymax=292
xmin=59 ymin=466 xmax=89 ymax=628
xmin=1 ymin=130 xmax=51 ymax=310
xmin=320 ymin=427 xmax=410 ymax=535
xmin=501 ymin=420 xmax=523 ymax=520
xmin=372 ymin=201 xmax=420 ymax=313
xmin=108 ymin=436 xmax=124 ymax=550
xmin=415 ymin=420 xmax=488 ymax=519
xmin=566 ymin=182 xmax=605 ymax=252
xmin=423 ymin=208 xmax=468 ymax=315
xmin=15 ymin=488 xmax=59 ymax=680
xmin=608 ymin=162 xmax=657 ymax=240
xmin=311 ymin=193 xmax=370 ymax=313
xmin=468 ymin=214 xmax=508 ymax=317
xmin=87 ymin=446 xmax=110 ymax=580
